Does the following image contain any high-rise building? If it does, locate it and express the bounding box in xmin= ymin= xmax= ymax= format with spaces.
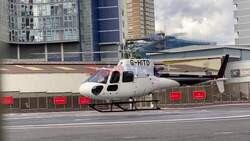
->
xmin=125 ymin=0 xmax=155 ymax=40
xmin=234 ymin=0 xmax=250 ymax=45
xmin=0 ymin=0 xmax=125 ymax=62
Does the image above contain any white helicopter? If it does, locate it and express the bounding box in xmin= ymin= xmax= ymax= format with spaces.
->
xmin=79 ymin=55 xmax=229 ymax=112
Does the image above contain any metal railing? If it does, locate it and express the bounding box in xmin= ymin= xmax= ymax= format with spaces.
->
xmin=1 ymin=82 xmax=250 ymax=112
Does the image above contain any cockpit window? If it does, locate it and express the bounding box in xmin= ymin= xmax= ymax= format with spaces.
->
xmin=110 ymin=71 xmax=120 ymax=83
xmin=87 ymin=70 xmax=110 ymax=84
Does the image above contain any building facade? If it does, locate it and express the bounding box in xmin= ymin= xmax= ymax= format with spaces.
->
xmin=0 ymin=0 xmax=127 ymax=62
xmin=92 ymin=0 xmax=125 ymax=61
xmin=8 ymin=0 xmax=79 ymax=43
xmin=234 ymin=0 xmax=250 ymax=45
xmin=125 ymin=0 xmax=155 ymax=40
xmin=0 ymin=0 xmax=13 ymax=59
xmin=0 ymin=0 xmax=8 ymax=42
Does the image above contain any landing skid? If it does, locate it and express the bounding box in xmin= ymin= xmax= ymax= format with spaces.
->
xmin=89 ymin=100 xmax=160 ymax=112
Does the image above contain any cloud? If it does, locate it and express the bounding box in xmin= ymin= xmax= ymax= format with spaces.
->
xmin=155 ymin=0 xmax=236 ymax=44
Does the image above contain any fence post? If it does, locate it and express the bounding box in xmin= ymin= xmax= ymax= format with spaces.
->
xmin=71 ymin=96 xmax=74 ymax=110
xmin=19 ymin=97 xmax=21 ymax=109
xmin=37 ymin=97 xmax=39 ymax=110
xmin=46 ymin=96 xmax=48 ymax=109
xmin=248 ymin=82 xmax=250 ymax=103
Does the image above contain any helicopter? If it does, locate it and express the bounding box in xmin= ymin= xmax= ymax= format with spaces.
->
xmin=79 ymin=55 xmax=229 ymax=112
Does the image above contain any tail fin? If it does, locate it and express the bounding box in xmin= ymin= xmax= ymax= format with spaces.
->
xmin=217 ymin=54 xmax=229 ymax=78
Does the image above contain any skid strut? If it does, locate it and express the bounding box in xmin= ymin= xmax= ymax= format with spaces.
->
xmin=89 ymin=100 xmax=160 ymax=112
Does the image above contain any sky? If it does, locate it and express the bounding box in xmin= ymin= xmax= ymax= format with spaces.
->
xmin=155 ymin=0 xmax=236 ymax=45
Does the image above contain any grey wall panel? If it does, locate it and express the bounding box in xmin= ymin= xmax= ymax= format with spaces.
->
xmin=238 ymin=30 xmax=250 ymax=36
xmin=235 ymin=9 xmax=250 ymax=17
xmin=238 ymin=37 xmax=250 ymax=44
xmin=20 ymin=44 xmax=45 ymax=59
xmin=100 ymin=45 xmax=119 ymax=61
xmin=235 ymin=23 xmax=250 ymax=31
xmin=1 ymin=73 xmax=89 ymax=93
xmin=226 ymin=60 xmax=250 ymax=83
xmin=238 ymin=1 xmax=250 ymax=9
xmin=238 ymin=16 xmax=250 ymax=24
xmin=79 ymin=0 xmax=94 ymax=61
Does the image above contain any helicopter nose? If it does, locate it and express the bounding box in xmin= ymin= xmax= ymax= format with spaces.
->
xmin=79 ymin=83 xmax=104 ymax=97
xmin=79 ymin=84 xmax=92 ymax=97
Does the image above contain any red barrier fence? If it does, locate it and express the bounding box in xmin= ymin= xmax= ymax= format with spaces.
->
xmin=53 ymin=97 xmax=67 ymax=105
xmin=0 ymin=96 xmax=13 ymax=105
xmin=170 ymin=92 xmax=182 ymax=101
xmin=79 ymin=97 xmax=92 ymax=105
xmin=192 ymin=91 xmax=206 ymax=100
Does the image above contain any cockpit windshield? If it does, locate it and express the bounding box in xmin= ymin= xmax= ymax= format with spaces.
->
xmin=87 ymin=69 xmax=110 ymax=84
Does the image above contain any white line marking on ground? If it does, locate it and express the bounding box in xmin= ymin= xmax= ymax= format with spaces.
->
xmin=214 ymin=132 xmax=233 ymax=135
xmin=163 ymin=103 xmax=250 ymax=110
xmin=5 ymin=114 xmax=250 ymax=130
xmin=73 ymin=119 xmax=92 ymax=121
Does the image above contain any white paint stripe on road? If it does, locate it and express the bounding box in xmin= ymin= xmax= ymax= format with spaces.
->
xmin=163 ymin=103 xmax=250 ymax=110
xmin=5 ymin=114 xmax=250 ymax=130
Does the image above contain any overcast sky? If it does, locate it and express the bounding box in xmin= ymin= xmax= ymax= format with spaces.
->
xmin=155 ymin=0 xmax=236 ymax=45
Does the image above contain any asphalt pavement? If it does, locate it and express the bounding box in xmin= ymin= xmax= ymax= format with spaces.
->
xmin=4 ymin=104 xmax=250 ymax=141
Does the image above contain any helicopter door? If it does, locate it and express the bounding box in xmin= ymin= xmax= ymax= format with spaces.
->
xmin=119 ymin=71 xmax=137 ymax=97
xmin=107 ymin=71 xmax=120 ymax=96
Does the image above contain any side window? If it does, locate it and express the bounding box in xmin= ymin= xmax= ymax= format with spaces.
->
xmin=123 ymin=71 xmax=134 ymax=83
xmin=110 ymin=71 xmax=120 ymax=83
xmin=107 ymin=85 xmax=118 ymax=91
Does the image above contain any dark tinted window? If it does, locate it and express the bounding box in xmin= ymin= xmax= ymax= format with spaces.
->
xmin=110 ymin=71 xmax=120 ymax=83
xmin=107 ymin=85 xmax=118 ymax=91
xmin=123 ymin=71 xmax=134 ymax=83
xmin=99 ymin=31 xmax=120 ymax=43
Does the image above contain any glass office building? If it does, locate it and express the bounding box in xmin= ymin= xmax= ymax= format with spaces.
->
xmin=92 ymin=0 xmax=125 ymax=61
xmin=1 ymin=0 xmax=126 ymax=61
xmin=8 ymin=0 xmax=79 ymax=43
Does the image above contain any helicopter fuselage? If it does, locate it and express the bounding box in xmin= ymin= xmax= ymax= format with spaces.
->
xmin=79 ymin=59 xmax=180 ymax=100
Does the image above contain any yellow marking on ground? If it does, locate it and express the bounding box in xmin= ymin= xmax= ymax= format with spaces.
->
xmin=15 ymin=65 xmax=44 ymax=71
xmin=0 ymin=68 xmax=8 ymax=71
xmin=55 ymin=66 xmax=76 ymax=71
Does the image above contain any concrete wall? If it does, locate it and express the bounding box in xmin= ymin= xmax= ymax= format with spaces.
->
xmin=0 ymin=73 xmax=89 ymax=93
xmin=0 ymin=0 xmax=8 ymax=42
